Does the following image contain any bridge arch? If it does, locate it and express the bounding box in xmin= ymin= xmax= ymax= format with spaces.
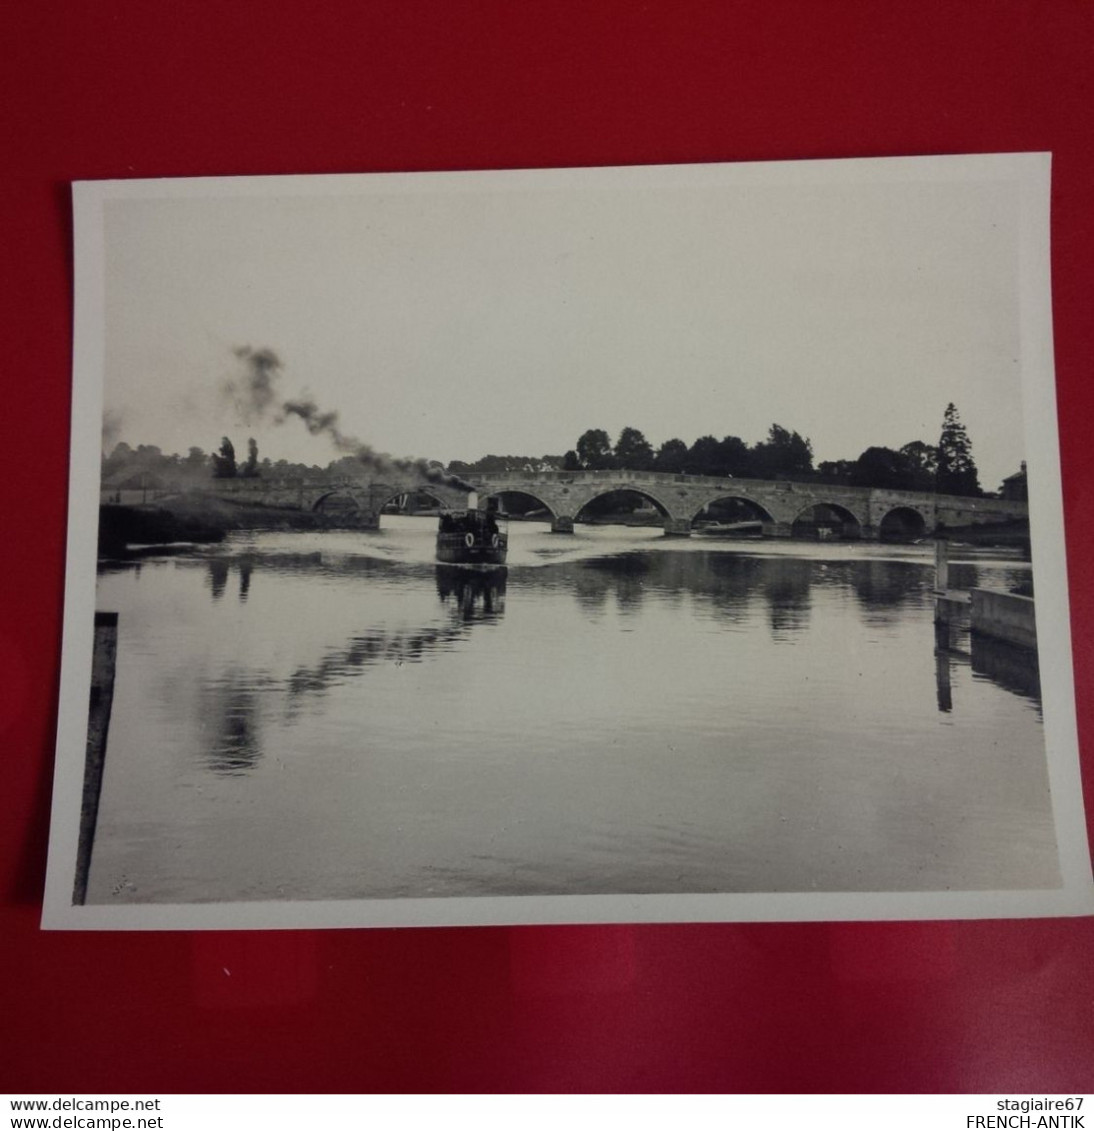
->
xmin=480 ymin=488 xmax=557 ymax=523
xmin=689 ymin=494 xmax=776 ymax=531
xmin=574 ymin=486 xmax=673 ymax=525
xmin=311 ymin=489 xmax=364 ymax=519
xmin=373 ymin=486 xmax=449 ymax=514
xmin=310 ymin=484 xmax=455 ymax=525
xmin=878 ymin=505 xmax=929 ymax=542
xmin=790 ymin=501 xmax=864 ymax=541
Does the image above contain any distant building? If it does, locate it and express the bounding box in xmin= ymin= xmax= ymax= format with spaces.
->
xmin=1000 ymin=461 xmax=1028 ymax=502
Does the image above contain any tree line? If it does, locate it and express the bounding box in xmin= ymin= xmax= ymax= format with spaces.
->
xmin=102 ymin=403 xmax=990 ymax=498
xmin=452 ymin=404 xmax=985 ymax=496
xmin=101 ymin=436 xmax=327 ymax=487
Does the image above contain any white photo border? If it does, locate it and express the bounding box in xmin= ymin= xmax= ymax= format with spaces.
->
xmin=42 ymin=153 xmax=1094 ymax=929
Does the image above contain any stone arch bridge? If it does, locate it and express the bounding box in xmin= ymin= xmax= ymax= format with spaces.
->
xmin=205 ymin=469 xmax=1027 ymax=540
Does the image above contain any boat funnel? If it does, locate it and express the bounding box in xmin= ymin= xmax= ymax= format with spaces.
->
xmin=467 ymin=490 xmax=478 ymax=510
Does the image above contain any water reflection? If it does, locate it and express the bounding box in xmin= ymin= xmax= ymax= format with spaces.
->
xmin=550 ymin=552 xmax=819 ymax=636
xmin=933 ymin=619 xmax=1041 ymax=716
xmin=933 ymin=621 xmax=958 ymax=713
xmin=274 ymin=568 xmax=507 ymax=711
xmin=202 ymin=556 xmax=258 ymax=603
xmin=560 ymin=552 xmax=942 ymax=638
xmin=970 ymin=633 xmax=1041 ymax=706
xmin=851 ymin=559 xmax=931 ymax=625
xmin=89 ymin=529 xmax=1054 ymax=903
xmin=570 ymin=567 xmax=611 ymax=614
xmin=195 ymin=547 xmax=1039 ymax=717
xmin=760 ymin=558 xmax=811 ymax=639
xmin=198 ymin=676 xmax=265 ymax=776
xmin=206 ymin=558 xmax=230 ymax=601
xmin=435 ymin=565 xmax=507 ymax=622
xmin=699 ymin=554 xmax=765 ymax=623
xmin=287 ymin=625 xmax=460 ymax=701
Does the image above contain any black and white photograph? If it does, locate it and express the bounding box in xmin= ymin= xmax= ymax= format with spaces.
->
xmin=43 ymin=154 xmax=1093 ymax=928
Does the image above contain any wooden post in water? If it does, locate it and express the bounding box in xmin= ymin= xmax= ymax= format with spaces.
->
xmin=934 ymin=619 xmax=953 ymax=713
xmin=933 ymin=538 xmax=971 ymax=628
xmin=934 ymin=538 xmax=949 ymax=594
xmin=73 ymin=611 xmax=118 ymax=905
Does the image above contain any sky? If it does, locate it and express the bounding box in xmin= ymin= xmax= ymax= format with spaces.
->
xmin=98 ymin=159 xmax=1030 ymax=491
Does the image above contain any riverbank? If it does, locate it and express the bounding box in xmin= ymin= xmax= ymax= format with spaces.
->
xmin=98 ymin=494 xmax=358 ymax=557
xmin=937 ymin=518 xmax=1030 ymax=549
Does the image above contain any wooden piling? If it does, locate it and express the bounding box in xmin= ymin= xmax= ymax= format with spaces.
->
xmin=73 ymin=611 xmax=118 ymax=905
xmin=934 ymin=538 xmax=949 ymax=593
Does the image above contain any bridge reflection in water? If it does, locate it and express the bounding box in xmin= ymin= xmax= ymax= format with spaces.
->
xmin=88 ymin=531 xmax=1053 ymax=902
xmin=194 ymin=551 xmax=1036 ymax=737
xmin=185 ymin=562 xmax=510 ymax=775
xmin=195 ymin=550 xmax=1038 ymax=746
xmin=121 ymin=545 xmax=1039 ymax=733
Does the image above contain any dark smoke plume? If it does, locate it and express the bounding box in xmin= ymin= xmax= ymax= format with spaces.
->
xmin=226 ymin=346 xmax=476 ymax=493
xmin=282 ymin=400 xmax=347 ymax=445
xmin=228 ymin=346 xmax=282 ymax=423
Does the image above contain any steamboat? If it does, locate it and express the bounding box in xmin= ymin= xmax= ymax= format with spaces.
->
xmin=436 ymin=494 xmax=508 ymax=565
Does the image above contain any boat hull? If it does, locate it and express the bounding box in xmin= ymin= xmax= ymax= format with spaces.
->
xmin=435 ymin=532 xmax=508 ymax=565
xmin=436 ymin=542 xmax=507 ymax=565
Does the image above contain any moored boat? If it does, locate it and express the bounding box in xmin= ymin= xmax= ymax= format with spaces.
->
xmin=436 ymin=507 xmax=508 ymax=565
xmin=694 ymin=519 xmax=764 ymax=537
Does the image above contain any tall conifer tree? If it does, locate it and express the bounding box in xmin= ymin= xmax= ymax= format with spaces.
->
xmin=935 ymin=403 xmax=981 ymax=496
xmin=212 ymin=436 xmax=237 ymax=479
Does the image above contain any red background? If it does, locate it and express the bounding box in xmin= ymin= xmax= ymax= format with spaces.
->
xmin=2 ymin=0 xmax=1093 ymax=1093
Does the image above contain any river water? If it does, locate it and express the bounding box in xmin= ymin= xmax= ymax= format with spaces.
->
xmin=87 ymin=517 xmax=1058 ymax=904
